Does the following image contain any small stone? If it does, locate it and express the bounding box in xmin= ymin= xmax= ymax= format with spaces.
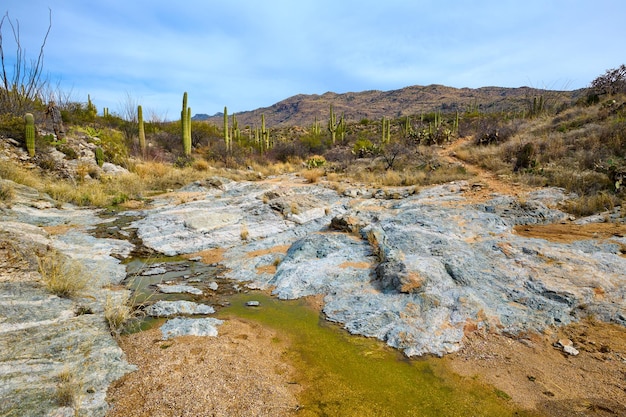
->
xmin=556 ymin=338 xmax=579 ymax=356
xmin=208 ymin=281 xmax=219 ymax=291
xmin=156 ymin=284 xmax=203 ymax=295
xmin=246 ymin=301 xmax=260 ymax=307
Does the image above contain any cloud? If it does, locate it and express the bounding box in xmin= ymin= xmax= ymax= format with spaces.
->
xmin=3 ymin=0 xmax=626 ymax=119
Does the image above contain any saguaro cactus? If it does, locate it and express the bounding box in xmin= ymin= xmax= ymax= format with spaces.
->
xmin=328 ymin=104 xmax=338 ymax=144
xmin=181 ymin=92 xmax=191 ymax=156
xmin=261 ymin=114 xmax=270 ymax=151
xmin=223 ymin=106 xmax=230 ymax=151
xmin=24 ymin=113 xmax=35 ymax=157
xmin=381 ymin=116 xmax=391 ymax=144
xmin=137 ymin=105 xmax=146 ymax=156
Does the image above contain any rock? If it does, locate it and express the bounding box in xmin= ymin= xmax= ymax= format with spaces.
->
xmin=101 ymin=162 xmax=129 ymax=176
xmin=160 ymin=317 xmax=224 ymax=339
xmin=129 ymin=178 xmax=626 ymax=357
xmin=145 ymin=300 xmax=215 ymax=317
xmin=0 ymin=211 xmax=135 ymax=416
xmin=330 ymin=214 xmax=365 ymax=233
xmin=246 ymin=301 xmax=260 ymax=307
xmin=556 ymin=338 xmax=580 ymax=356
xmin=156 ymin=284 xmax=203 ymax=295
xmin=140 ymin=265 xmax=168 ymax=276
xmin=207 ymin=281 xmax=219 ymax=291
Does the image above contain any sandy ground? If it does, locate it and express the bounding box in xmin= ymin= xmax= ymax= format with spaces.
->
xmin=106 ymin=320 xmax=300 ymax=417
xmin=445 ymin=320 xmax=626 ymax=417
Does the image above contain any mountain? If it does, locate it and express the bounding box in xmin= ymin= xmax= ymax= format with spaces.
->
xmin=196 ymin=84 xmax=583 ymax=128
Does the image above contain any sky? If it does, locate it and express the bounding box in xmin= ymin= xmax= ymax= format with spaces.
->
xmin=2 ymin=0 xmax=625 ymax=120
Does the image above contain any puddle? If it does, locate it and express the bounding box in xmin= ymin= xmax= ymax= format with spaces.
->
xmin=120 ymin=253 xmax=539 ymax=416
xmin=219 ymin=293 xmax=540 ymax=417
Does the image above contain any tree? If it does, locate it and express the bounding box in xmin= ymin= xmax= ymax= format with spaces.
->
xmin=0 ymin=9 xmax=52 ymax=114
xmin=590 ymin=64 xmax=626 ymax=96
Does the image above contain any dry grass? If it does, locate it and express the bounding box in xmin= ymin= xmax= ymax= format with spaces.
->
xmin=240 ymin=223 xmax=250 ymax=241
xmin=104 ymin=292 xmax=136 ymax=337
xmin=37 ymin=251 xmax=89 ymax=298
xmin=301 ymin=168 xmax=324 ymax=183
xmin=562 ymin=192 xmax=621 ymax=217
xmin=0 ymin=181 xmax=15 ymax=204
xmin=192 ymin=158 xmax=210 ymax=171
xmin=55 ymin=368 xmax=81 ymax=409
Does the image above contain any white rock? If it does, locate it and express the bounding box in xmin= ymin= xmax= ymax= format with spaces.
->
xmin=145 ymin=300 xmax=215 ymax=317
xmin=160 ymin=317 xmax=223 ymax=339
xmin=156 ymin=284 xmax=202 ymax=295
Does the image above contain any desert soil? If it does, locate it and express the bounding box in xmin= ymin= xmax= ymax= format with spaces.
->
xmin=106 ymin=319 xmax=301 ymax=417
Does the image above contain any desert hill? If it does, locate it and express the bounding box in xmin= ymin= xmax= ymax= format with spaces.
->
xmin=195 ymin=84 xmax=583 ymax=127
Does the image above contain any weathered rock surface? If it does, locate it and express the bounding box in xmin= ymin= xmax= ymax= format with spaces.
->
xmin=132 ymin=177 xmax=626 ymax=357
xmin=3 ymin=172 xmax=625 ymax=417
xmin=0 ymin=184 xmax=136 ymax=417
xmin=145 ymin=300 xmax=215 ymax=317
xmin=160 ymin=317 xmax=223 ymax=339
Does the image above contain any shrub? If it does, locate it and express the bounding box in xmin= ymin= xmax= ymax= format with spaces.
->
xmin=302 ymin=168 xmax=324 ymax=183
xmin=0 ymin=181 xmax=15 ymax=204
xmin=514 ymin=143 xmax=536 ymax=172
xmin=590 ymin=64 xmax=626 ymax=96
xmin=305 ymin=154 xmax=326 ymax=168
xmin=0 ymin=114 xmax=26 ymax=140
xmin=37 ymin=251 xmax=89 ymax=298
xmin=104 ymin=292 xmax=135 ymax=337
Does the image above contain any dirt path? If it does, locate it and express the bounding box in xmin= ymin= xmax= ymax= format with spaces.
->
xmin=439 ymin=136 xmax=535 ymax=202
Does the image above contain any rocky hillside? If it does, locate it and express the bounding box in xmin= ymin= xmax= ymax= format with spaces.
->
xmin=196 ymin=84 xmax=582 ymax=127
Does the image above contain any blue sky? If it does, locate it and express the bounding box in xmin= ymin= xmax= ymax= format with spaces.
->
xmin=3 ymin=1 xmax=625 ymax=120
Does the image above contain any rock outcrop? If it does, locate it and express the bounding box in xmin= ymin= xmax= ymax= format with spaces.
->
xmin=0 ymin=180 xmax=136 ymax=417
xmin=131 ymin=177 xmax=626 ymax=356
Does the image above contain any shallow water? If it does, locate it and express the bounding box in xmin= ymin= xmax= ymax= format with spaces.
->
xmin=122 ymin=255 xmax=539 ymax=416
xmin=220 ymin=293 xmax=539 ymax=417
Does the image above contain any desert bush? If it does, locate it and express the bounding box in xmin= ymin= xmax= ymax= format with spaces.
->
xmin=470 ymin=116 xmax=521 ymax=145
xmin=514 ymin=143 xmax=536 ymax=172
xmin=0 ymin=181 xmax=15 ymax=204
xmin=302 ymin=168 xmax=324 ymax=183
xmin=0 ymin=114 xmax=26 ymax=140
xmin=98 ymin=128 xmax=129 ymax=167
xmin=590 ymin=64 xmax=626 ymax=96
xmin=562 ymin=192 xmax=620 ymax=217
xmin=37 ymin=251 xmax=89 ymax=298
xmin=104 ymin=292 xmax=135 ymax=337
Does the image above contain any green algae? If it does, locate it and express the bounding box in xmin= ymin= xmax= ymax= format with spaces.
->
xmin=220 ymin=293 xmax=540 ymax=417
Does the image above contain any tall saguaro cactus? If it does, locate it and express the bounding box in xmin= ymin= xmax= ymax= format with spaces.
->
xmin=223 ymin=106 xmax=230 ymax=152
xmin=137 ymin=105 xmax=146 ymax=156
xmin=381 ymin=116 xmax=391 ymax=144
xmin=181 ymin=92 xmax=191 ymax=156
xmin=328 ymin=104 xmax=338 ymax=144
xmin=261 ymin=114 xmax=270 ymax=151
xmin=24 ymin=113 xmax=35 ymax=157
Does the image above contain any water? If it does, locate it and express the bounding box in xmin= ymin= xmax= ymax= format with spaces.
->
xmin=221 ymin=293 xmax=539 ymax=417
xmin=125 ymin=258 xmax=539 ymax=416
